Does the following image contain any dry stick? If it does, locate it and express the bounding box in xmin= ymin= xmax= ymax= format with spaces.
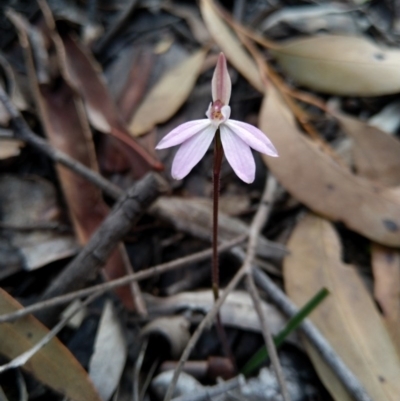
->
xmin=241 ymin=175 xmax=291 ymax=401
xmin=0 ymin=236 xmax=246 ymax=324
xmin=0 ymin=290 xmax=101 ymax=373
xmin=0 ymin=85 xmax=122 ymax=200
xmin=253 ymin=267 xmax=373 ymax=401
xmin=36 ymin=173 xmax=167 ymax=324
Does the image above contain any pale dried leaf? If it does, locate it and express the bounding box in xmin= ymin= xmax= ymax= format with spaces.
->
xmin=272 ymin=35 xmax=400 ymax=96
xmin=259 ymin=86 xmax=400 ymax=246
xmin=89 ymin=300 xmax=127 ymax=401
xmin=334 ymin=109 xmax=400 ymax=186
xmin=0 ymin=288 xmax=101 ymax=401
xmin=371 ymin=244 xmax=400 ymax=357
xmin=0 ymin=140 xmax=24 ymax=159
xmin=129 ymin=49 xmax=208 ymax=136
xmin=284 ymin=214 xmax=400 ymax=401
xmin=145 ymin=290 xmax=298 ymax=345
xmin=199 ymin=0 xmax=264 ymax=93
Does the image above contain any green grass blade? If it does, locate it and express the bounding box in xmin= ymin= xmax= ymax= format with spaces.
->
xmin=241 ymin=287 xmax=329 ymax=376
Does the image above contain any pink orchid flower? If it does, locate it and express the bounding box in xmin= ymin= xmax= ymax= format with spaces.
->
xmin=156 ymin=53 xmax=278 ymax=183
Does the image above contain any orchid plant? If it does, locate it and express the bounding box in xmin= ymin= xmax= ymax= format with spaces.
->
xmin=156 ymin=53 xmax=278 ymax=300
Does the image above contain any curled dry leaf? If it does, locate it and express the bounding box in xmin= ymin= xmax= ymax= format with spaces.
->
xmin=284 ymin=214 xmax=400 ymax=401
xmin=199 ymin=0 xmax=264 ymax=93
xmin=89 ymin=300 xmax=127 ymax=401
xmin=333 ymin=109 xmax=400 ymax=186
xmin=129 ymin=48 xmax=208 ymax=137
xmin=0 ymin=288 xmax=101 ymax=401
xmin=259 ymin=86 xmax=400 ymax=246
xmin=272 ymin=35 xmax=400 ymax=96
xmin=144 ymin=290 xmax=298 ymax=345
xmin=141 ymin=316 xmax=191 ymax=359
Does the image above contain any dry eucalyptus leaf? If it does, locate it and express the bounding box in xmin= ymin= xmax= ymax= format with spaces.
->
xmin=0 ymin=288 xmax=101 ymax=401
xmin=272 ymin=35 xmax=400 ymax=96
xmin=259 ymin=86 xmax=400 ymax=246
xmin=371 ymin=244 xmax=400 ymax=358
xmin=260 ymin=4 xmax=360 ymax=35
xmin=199 ymin=0 xmax=264 ymax=93
xmin=284 ymin=214 xmax=400 ymax=401
xmin=141 ymin=316 xmax=191 ymax=359
xmin=89 ymin=300 xmax=127 ymax=401
xmin=145 ymin=290 xmax=298 ymax=345
xmin=129 ymin=49 xmax=208 ymax=136
xmin=150 ymin=196 xmax=287 ymax=260
xmin=333 ymin=109 xmax=400 ymax=186
xmin=0 ymin=140 xmax=24 ymax=159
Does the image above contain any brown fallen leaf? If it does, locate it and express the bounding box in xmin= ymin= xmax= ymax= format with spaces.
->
xmin=8 ymin=9 xmax=137 ymax=310
xmin=334 ymin=108 xmax=400 ymax=359
xmin=0 ymin=139 xmax=24 ymax=159
xmin=259 ymin=85 xmax=400 ymax=246
xmin=371 ymin=244 xmax=400 ymax=357
xmin=61 ymin=33 xmax=163 ymax=176
xmin=284 ymin=213 xmax=400 ymax=401
xmin=129 ymin=48 xmax=208 ymax=137
xmin=0 ymin=288 xmax=101 ymax=401
xmin=116 ymin=46 xmax=154 ymax=123
xmin=199 ymin=0 xmax=264 ymax=93
xmin=333 ymin=109 xmax=400 ymax=186
xmin=272 ymin=35 xmax=400 ymax=96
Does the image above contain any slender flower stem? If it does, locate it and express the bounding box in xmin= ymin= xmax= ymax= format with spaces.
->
xmin=212 ymin=129 xmax=223 ymax=301
xmin=211 ymin=130 xmax=235 ymax=369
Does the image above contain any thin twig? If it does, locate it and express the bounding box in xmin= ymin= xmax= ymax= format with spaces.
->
xmin=240 ymin=174 xmax=291 ymax=401
xmin=0 ymin=291 xmax=101 ymax=373
xmin=0 ymin=236 xmax=246 ymax=324
xmin=0 ymin=85 xmax=122 ymax=200
xmin=252 ymin=267 xmax=373 ymax=401
xmin=245 ymin=275 xmax=291 ymax=401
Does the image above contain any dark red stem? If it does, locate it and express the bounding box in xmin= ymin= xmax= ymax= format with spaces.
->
xmin=212 ymin=130 xmax=223 ymax=301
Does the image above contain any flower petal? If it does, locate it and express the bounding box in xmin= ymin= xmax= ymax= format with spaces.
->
xmin=212 ymin=53 xmax=231 ymax=105
xmin=224 ymin=120 xmax=278 ymax=157
xmin=171 ymin=125 xmax=216 ymax=180
xmin=156 ymin=119 xmax=210 ymax=149
xmin=220 ymin=125 xmax=255 ymax=183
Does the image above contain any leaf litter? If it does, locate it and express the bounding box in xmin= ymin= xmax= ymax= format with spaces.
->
xmin=1 ymin=1 xmax=400 ymax=401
